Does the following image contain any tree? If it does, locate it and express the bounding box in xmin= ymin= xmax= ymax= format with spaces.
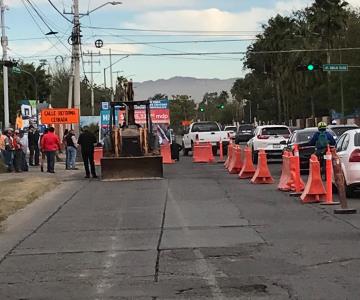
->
xmin=169 ymin=95 xmax=196 ymax=133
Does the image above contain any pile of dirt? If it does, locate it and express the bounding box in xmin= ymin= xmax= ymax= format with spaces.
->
xmin=0 ymin=177 xmax=58 ymax=224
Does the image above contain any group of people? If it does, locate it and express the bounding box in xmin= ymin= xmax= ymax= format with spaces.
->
xmin=0 ymin=126 xmax=98 ymax=178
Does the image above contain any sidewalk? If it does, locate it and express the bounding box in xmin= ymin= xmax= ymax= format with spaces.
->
xmin=0 ymin=161 xmax=86 ymax=226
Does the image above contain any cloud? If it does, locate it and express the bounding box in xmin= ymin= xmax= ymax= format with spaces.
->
xmin=122 ymin=1 xmax=315 ymax=33
xmin=82 ymin=43 xmax=142 ymax=55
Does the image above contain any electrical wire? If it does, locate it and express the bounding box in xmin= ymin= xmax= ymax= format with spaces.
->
xmin=25 ymin=0 xmax=57 ymax=33
xmin=47 ymin=0 xmax=73 ymax=23
xmin=82 ymin=39 xmax=256 ymax=45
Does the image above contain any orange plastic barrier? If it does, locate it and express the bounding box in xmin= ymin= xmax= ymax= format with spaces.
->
xmin=94 ymin=147 xmax=103 ymax=166
xmin=288 ymin=153 xmax=305 ymax=194
xmin=239 ymin=146 xmax=256 ymax=179
xmin=300 ymin=154 xmax=326 ymax=203
xmin=278 ymin=150 xmax=291 ymax=191
xmin=224 ymin=143 xmax=233 ymax=169
xmin=228 ymin=145 xmax=243 ymax=174
xmin=193 ymin=143 xmax=215 ymax=163
xmin=251 ymin=149 xmax=274 ymax=184
xmin=161 ymin=143 xmax=175 ymax=164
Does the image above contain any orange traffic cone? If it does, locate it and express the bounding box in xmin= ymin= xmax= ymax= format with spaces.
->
xmin=300 ymin=154 xmax=326 ymax=203
xmin=218 ymin=139 xmax=225 ymax=163
xmin=161 ymin=143 xmax=175 ymax=164
xmin=224 ymin=143 xmax=233 ymax=169
xmin=278 ymin=150 xmax=291 ymax=191
xmin=321 ymin=146 xmax=340 ymax=205
xmin=251 ymin=150 xmax=274 ymax=184
xmin=239 ymin=146 xmax=256 ymax=179
xmin=289 ymin=154 xmax=305 ymax=196
xmin=228 ymin=146 xmax=243 ymax=174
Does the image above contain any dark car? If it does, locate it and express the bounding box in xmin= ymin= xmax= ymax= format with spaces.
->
xmin=235 ymin=124 xmax=255 ymax=144
xmin=286 ymin=127 xmax=337 ymax=171
xmin=327 ymin=124 xmax=358 ymax=138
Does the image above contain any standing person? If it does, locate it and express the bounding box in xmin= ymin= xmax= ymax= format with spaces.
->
xmin=28 ymin=125 xmax=40 ymax=166
xmin=4 ymin=129 xmax=15 ymax=172
xmin=41 ymin=127 xmax=61 ymax=173
xmin=0 ymin=130 xmax=6 ymax=163
xmin=13 ymin=130 xmax=23 ymax=172
xmin=63 ymin=129 xmax=69 ymax=169
xmin=66 ymin=129 xmax=78 ymax=170
xmin=77 ymin=127 xmax=97 ymax=178
xmin=19 ymin=130 xmax=29 ymax=171
xmin=39 ymin=128 xmax=48 ymax=172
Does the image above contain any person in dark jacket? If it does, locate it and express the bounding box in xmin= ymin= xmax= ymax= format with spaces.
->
xmin=77 ymin=127 xmax=97 ymax=178
xmin=28 ymin=125 xmax=40 ymax=166
xmin=66 ymin=129 xmax=78 ymax=170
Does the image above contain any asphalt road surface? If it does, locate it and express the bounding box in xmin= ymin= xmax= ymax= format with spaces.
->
xmin=1 ymin=157 xmax=360 ymax=299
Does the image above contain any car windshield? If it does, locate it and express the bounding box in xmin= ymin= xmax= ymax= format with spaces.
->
xmin=296 ymin=130 xmax=317 ymax=143
xmin=239 ymin=125 xmax=253 ymax=131
xmin=331 ymin=126 xmax=358 ymax=137
xmin=261 ymin=127 xmax=289 ymax=136
xmin=225 ymin=126 xmax=236 ymax=131
xmin=192 ymin=123 xmax=220 ymax=132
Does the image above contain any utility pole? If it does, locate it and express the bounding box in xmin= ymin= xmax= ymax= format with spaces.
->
xmin=73 ymin=0 xmax=81 ymax=134
xmin=109 ymin=48 xmax=114 ymax=102
xmin=68 ymin=56 xmax=74 ymax=109
xmin=83 ymin=51 xmax=100 ymax=115
xmin=1 ymin=0 xmax=9 ymax=129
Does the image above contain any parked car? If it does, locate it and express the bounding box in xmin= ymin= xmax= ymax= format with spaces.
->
xmin=328 ymin=124 xmax=358 ymax=138
xmin=247 ymin=125 xmax=291 ymax=163
xmin=182 ymin=121 xmax=230 ymax=156
xmin=336 ymin=129 xmax=360 ymax=197
xmin=235 ymin=124 xmax=255 ymax=144
xmin=224 ymin=125 xmax=237 ymax=139
xmin=286 ymin=127 xmax=337 ymax=171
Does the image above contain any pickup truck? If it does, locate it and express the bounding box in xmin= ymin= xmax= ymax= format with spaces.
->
xmin=182 ymin=121 xmax=230 ymax=156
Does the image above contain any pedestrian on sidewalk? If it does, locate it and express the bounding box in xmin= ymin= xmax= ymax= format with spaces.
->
xmin=28 ymin=125 xmax=40 ymax=166
xmin=63 ymin=129 xmax=69 ymax=169
xmin=19 ymin=130 xmax=29 ymax=172
xmin=77 ymin=126 xmax=97 ymax=178
xmin=66 ymin=129 xmax=78 ymax=170
xmin=0 ymin=130 xmax=6 ymax=163
xmin=41 ymin=127 xmax=61 ymax=173
xmin=39 ymin=128 xmax=48 ymax=172
xmin=13 ymin=130 xmax=23 ymax=173
xmin=4 ymin=129 xmax=15 ymax=172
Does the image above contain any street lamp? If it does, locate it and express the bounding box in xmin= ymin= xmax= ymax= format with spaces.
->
xmin=81 ymin=1 xmax=122 ymax=17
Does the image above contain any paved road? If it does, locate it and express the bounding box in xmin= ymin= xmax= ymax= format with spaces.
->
xmin=1 ymin=157 xmax=360 ymax=299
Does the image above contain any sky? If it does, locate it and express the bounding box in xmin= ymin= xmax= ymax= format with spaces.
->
xmin=4 ymin=0 xmax=360 ymax=85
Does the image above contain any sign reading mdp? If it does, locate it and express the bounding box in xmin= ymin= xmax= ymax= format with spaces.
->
xmin=41 ymin=108 xmax=79 ymax=124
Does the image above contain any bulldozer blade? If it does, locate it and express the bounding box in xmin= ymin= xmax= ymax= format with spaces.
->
xmin=101 ymin=156 xmax=163 ymax=181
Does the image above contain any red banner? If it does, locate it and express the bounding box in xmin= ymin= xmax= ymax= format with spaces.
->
xmin=119 ymin=108 xmax=170 ymax=124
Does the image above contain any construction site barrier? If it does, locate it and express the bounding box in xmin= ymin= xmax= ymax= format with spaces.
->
xmin=161 ymin=143 xmax=175 ymax=164
xmin=239 ymin=146 xmax=256 ymax=179
xmin=94 ymin=147 xmax=103 ymax=166
xmin=251 ymin=149 xmax=274 ymax=184
xmin=193 ymin=143 xmax=215 ymax=163
xmin=228 ymin=145 xmax=243 ymax=174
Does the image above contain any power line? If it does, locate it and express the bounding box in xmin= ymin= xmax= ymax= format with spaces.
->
xmin=47 ymin=0 xmax=73 ymax=23
xmin=83 ymin=39 xmax=256 ymax=45
xmin=83 ymin=26 xmax=262 ymax=34
xmin=24 ymin=0 xmax=56 ymax=33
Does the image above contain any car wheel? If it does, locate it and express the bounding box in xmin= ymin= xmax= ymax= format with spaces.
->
xmin=212 ymin=146 xmax=218 ymax=156
xmin=346 ymin=185 xmax=355 ymax=198
xmin=252 ymin=148 xmax=258 ymax=164
xmin=182 ymin=143 xmax=189 ymax=156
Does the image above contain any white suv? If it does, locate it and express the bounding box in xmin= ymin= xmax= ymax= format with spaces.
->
xmin=247 ymin=125 xmax=291 ymax=163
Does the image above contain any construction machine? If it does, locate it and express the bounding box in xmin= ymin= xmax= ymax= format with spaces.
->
xmin=101 ymin=78 xmax=163 ymax=180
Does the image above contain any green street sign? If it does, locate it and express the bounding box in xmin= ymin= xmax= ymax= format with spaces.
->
xmin=12 ymin=67 xmax=21 ymax=74
xmin=322 ymin=64 xmax=348 ymax=72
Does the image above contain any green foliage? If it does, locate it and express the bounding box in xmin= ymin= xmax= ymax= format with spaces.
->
xmin=168 ymin=95 xmax=196 ymax=133
xmin=233 ymin=0 xmax=356 ymax=123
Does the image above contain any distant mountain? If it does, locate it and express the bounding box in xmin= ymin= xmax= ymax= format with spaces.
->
xmin=133 ymin=76 xmax=237 ymax=102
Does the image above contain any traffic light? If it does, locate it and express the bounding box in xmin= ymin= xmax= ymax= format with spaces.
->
xmin=217 ymin=104 xmax=225 ymax=109
xmin=1 ymin=60 xmax=18 ymax=68
xmin=296 ymin=64 xmax=321 ymax=71
xmin=200 ymin=107 xmax=205 ymax=112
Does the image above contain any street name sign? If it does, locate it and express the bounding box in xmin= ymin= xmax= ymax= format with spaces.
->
xmin=322 ymin=64 xmax=348 ymax=71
